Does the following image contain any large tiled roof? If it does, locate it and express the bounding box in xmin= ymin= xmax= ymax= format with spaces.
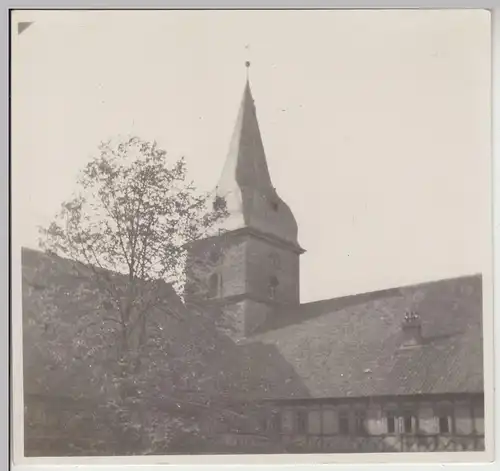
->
xmin=21 ymin=248 xmax=308 ymax=404
xmin=21 ymin=247 xmax=483 ymax=404
xmin=249 ymin=274 xmax=483 ymax=399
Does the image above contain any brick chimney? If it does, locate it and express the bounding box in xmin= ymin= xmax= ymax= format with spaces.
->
xmin=401 ymin=310 xmax=422 ymax=347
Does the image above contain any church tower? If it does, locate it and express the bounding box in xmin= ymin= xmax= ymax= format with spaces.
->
xmin=185 ymin=74 xmax=304 ymax=340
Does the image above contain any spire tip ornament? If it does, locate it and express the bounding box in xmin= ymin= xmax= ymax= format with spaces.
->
xmin=245 ymin=60 xmax=251 ymax=81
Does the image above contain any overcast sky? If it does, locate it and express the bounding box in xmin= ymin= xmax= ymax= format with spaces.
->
xmin=12 ymin=9 xmax=491 ymax=303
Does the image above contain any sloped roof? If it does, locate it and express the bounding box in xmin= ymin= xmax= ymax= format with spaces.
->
xmin=249 ymin=275 xmax=484 ymax=399
xmin=21 ymin=248 xmax=309 ymax=405
xmin=21 ymin=247 xmax=483 ymax=403
xmin=213 ymin=80 xmax=301 ymax=250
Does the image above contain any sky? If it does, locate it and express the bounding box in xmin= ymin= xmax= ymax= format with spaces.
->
xmin=11 ymin=9 xmax=491 ymax=303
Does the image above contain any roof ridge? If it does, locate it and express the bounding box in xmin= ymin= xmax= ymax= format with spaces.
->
xmin=21 ymin=246 xmax=176 ymax=290
xmin=301 ymin=287 xmax=402 ymax=310
xmin=302 ymin=273 xmax=482 ymax=306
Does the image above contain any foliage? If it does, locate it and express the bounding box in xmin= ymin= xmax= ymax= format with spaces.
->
xmin=40 ymin=136 xmax=226 ymax=289
xmin=32 ymin=136 xmax=233 ymax=454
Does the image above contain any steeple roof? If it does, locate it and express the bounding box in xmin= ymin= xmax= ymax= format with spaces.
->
xmin=215 ymin=79 xmax=302 ymax=252
xmin=218 ymin=79 xmax=273 ymax=193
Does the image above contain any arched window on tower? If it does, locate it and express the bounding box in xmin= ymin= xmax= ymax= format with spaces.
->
xmin=208 ymin=273 xmax=221 ymax=298
xmin=269 ymin=275 xmax=279 ymax=299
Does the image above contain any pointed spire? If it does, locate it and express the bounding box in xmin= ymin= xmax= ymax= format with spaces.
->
xmin=217 ymin=76 xmax=273 ymax=195
xmin=214 ymin=74 xmax=302 ymax=250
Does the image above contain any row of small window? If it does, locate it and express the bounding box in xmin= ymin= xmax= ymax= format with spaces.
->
xmin=266 ymin=409 xmax=453 ymax=436
xmin=267 ymin=409 xmax=366 ymax=436
xmin=386 ymin=413 xmax=451 ymax=434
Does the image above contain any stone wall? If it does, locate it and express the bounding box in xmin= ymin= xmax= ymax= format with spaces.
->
xmin=185 ymin=230 xmax=301 ymax=339
xmin=245 ymin=237 xmax=299 ymax=305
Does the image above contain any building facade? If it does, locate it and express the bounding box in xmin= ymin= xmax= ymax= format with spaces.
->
xmin=184 ymin=81 xmax=305 ymax=341
xmin=214 ymin=393 xmax=485 ymax=453
xmin=21 ymin=74 xmax=485 ymax=456
xmin=187 ymin=76 xmax=485 ymax=453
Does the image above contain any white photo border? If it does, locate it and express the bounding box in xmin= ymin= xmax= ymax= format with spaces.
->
xmin=6 ymin=2 xmax=499 ymax=470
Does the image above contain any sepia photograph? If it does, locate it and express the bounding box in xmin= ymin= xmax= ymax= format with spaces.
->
xmin=10 ymin=8 xmax=493 ymax=463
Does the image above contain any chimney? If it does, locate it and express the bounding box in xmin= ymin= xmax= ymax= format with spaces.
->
xmin=401 ymin=310 xmax=422 ymax=347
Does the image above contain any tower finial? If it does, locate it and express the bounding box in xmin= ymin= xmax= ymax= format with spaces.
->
xmin=244 ymin=43 xmax=251 ymax=82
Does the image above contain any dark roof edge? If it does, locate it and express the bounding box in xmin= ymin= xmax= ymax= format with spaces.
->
xmin=302 ymin=273 xmax=483 ymax=309
xmin=300 ymin=287 xmax=401 ymax=311
xmin=258 ymin=390 xmax=485 ymax=405
xmin=21 ymin=246 xmax=176 ymax=290
xmin=395 ymin=272 xmax=482 ymax=290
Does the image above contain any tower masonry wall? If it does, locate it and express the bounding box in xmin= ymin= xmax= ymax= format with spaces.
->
xmin=221 ymin=298 xmax=274 ymax=340
xmin=245 ymin=237 xmax=300 ymax=305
